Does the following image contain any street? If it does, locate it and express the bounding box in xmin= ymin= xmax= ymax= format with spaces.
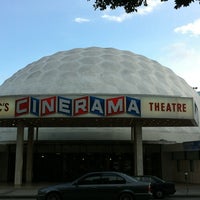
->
xmin=0 ymin=199 xmax=34 ymax=200
xmin=0 ymin=197 xmax=199 ymax=200
xmin=166 ymin=197 xmax=199 ymax=200
xmin=0 ymin=199 xmax=35 ymax=200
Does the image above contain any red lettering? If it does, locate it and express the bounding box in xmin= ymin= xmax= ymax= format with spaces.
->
xmin=149 ymin=102 xmax=153 ymax=111
xmin=154 ymin=103 xmax=160 ymax=111
xmin=177 ymin=103 xmax=182 ymax=112
xmin=15 ymin=97 xmax=29 ymax=116
xmin=106 ymin=96 xmax=124 ymax=116
xmin=74 ymin=96 xmax=88 ymax=116
xmin=166 ymin=103 xmax=171 ymax=112
xmin=41 ymin=96 xmax=56 ymax=116
xmin=161 ymin=103 xmax=165 ymax=111
xmin=183 ymin=104 xmax=186 ymax=112
xmin=149 ymin=102 xmax=187 ymax=113
xmin=171 ymin=103 xmax=176 ymax=112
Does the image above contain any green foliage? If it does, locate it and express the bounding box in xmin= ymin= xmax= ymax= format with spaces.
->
xmin=174 ymin=0 xmax=196 ymax=9
xmin=88 ymin=0 xmax=200 ymax=13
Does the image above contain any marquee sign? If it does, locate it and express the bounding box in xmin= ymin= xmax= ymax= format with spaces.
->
xmin=0 ymin=95 xmax=198 ymax=123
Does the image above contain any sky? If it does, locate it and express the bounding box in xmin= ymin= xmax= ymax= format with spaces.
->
xmin=0 ymin=0 xmax=200 ymax=90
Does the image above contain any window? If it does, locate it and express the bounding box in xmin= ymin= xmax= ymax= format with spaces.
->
xmin=78 ymin=174 xmax=101 ymax=185
xmin=190 ymin=160 xmax=194 ymax=172
xmin=78 ymin=173 xmax=126 ymax=185
xmin=101 ymin=174 xmax=126 ymax=184
xmin=186 ymin=152 xmax=199 ymax=160
xmin=177 ymin=160 xmax=180 ymax=172
xmin=173 ymin=152 xmax=185 ymax=160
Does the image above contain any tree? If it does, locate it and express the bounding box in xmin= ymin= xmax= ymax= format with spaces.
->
xmin=88 ymin=0 xmax=199 ymax=13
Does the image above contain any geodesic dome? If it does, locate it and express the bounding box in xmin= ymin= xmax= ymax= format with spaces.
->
xmin=0 ymin=47 xmax=196 ymax=96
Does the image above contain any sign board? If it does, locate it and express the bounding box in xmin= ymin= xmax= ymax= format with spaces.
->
xmin=0 ymin=95 xmax=198 ymax=124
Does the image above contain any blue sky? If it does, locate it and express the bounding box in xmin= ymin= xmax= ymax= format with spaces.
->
xmin=0 ymin=0 xmax=200 ymax=90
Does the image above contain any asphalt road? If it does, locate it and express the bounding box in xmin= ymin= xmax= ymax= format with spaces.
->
xmin=166 ymin=197 xmax=199 ymax=200
xmin=0 ymin=199 xmax=35 ymax=200
xmin=0 ymin=198 xmax=199 ymax=200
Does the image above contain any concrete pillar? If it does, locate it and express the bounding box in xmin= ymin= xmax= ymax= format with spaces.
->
xmin=14 ymin=124 xmax=24 ymax=186
xmin=131 ymin=125 xmax=144 ymax=175
xmin=0 ymin=149 xmax=9 ymax=182
xmin=26 ymin=127 xmax=34 ymax=183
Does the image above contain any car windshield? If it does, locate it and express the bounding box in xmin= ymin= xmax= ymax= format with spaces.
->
xmin=152 ymin=176 xmax=165 ymax=183
xmin=134 ymin=175 xmax=166 ymax=183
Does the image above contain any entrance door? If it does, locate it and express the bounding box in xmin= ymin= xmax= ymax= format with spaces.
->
xmin=33 ymin=153 xmax=63 ymax=182
xmin=33 ymin=152 xmax=134 ymax=182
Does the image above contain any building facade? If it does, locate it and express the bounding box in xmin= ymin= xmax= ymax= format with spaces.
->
xmin=0 ymin=47 xmax=200 ymax=184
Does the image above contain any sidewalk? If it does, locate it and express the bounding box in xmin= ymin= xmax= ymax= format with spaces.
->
xmin=0 ymin=183 xmax=42 ymax=199
xmin=174 ymin=183 xmax=200 ymax=197
xmin=0 ymin=182 xmax=199 ymax=198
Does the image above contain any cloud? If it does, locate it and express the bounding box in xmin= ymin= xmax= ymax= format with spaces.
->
xmin=101 ymin=0 xmax=162 ymax=22
xmin=74 ymin=17 xmax=90 ymax=23
xmin=163 ymin=43 xmax=197 ymax=62
xmin=137 ymin=0 xmax=162 ymax=15
xmin=101 ymin=13 xmax=131 ymax=22
xmin=174 ymin=18 xmax=200 ymax=36
xmin=159 ymin=42 xmax=200 ymax=88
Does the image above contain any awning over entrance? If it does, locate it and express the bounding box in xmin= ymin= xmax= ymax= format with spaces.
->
xmin=0 ymin=117 xmax=198 ymax=127
xmin=0 ymin=94 xmax=199 ymax=127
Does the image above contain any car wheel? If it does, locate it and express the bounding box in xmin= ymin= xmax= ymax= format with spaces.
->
xmin=119 ymin=193 xmax=133 ymax=200
xmin=155 ymin=190 xmax=164 ymax=199
xmin=46 ymin=192 xmax=61 ymax=200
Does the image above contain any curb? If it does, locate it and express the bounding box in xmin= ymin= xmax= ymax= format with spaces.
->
xmin=0 ymin=194 xmax=200 ymax=199
xmin=174 ymin=194 xmax=200 ymax=198
xmin=0 ymin=195 xmax=37 ymax=199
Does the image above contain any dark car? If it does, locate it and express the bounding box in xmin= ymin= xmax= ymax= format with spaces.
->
xmin=134 ymin=175 xmax=176 ymax=199
xmin=37 ymin=171 xmax=152 ymax=200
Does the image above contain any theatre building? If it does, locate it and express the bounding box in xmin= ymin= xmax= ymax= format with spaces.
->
xmin=0 ymin=47 xmax=200 ymax=186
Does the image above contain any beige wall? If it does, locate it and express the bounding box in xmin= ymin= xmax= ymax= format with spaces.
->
xmin=162 ymin=149 xmax=200 ymax=184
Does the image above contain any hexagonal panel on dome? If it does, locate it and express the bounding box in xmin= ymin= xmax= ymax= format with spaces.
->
xmin=0 ymin=47 xmax=195 ymax=97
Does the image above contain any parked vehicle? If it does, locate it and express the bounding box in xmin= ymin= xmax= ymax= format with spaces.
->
xmin=37 ymin=171 xmax=152 ymax=200
xmin=134 ymin=175 xmax=176 ymax=198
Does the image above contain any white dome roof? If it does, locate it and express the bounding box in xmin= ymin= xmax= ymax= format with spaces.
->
xmin=0 ymin=47 xmax=200 ymax=143
xmin=0 ymin=47 xmax=195 ymax=97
